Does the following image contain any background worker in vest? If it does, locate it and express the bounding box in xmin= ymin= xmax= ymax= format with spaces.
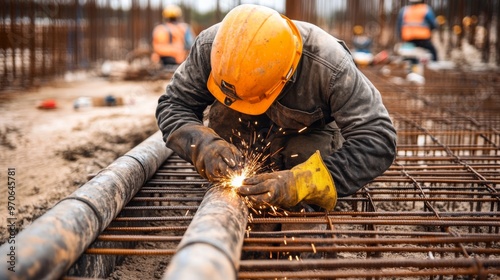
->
xmin=152 ymin=5 xmax=195 ymax=67
xmin=396 ymin=0 xmax=438 ymax=62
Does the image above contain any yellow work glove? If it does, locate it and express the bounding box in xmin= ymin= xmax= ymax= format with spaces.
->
xmin=237 ymin=150 xmax=337 ymax=211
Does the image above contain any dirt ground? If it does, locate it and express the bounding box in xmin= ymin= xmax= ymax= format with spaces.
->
xmin=0 ymin=75 xmax=168 ymax=244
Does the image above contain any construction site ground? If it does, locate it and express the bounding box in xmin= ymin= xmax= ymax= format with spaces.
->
xmin=0 ymin=76 xmax=166 ymax=243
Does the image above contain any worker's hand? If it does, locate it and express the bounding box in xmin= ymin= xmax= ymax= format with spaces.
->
xmin=237 ymin=151 xmax=337 ymax=210
xmin=167 ymin=125 xmax=243 ymax=182
xmin=238 ymin=170 xmax=297 ymax=208
xmin=194 ymin=137 xmax=243 ymax=181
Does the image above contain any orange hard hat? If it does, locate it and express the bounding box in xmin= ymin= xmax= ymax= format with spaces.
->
xmin=207 ymin=4 xmax=303 ymax=115
xmin=162 ymin=5 xmax=182 ymax=19
xmin=353 ymin=25 xmax=364 ymax=35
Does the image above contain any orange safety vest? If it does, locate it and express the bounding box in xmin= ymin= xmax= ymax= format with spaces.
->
xmin=152 ymin=22 xmax=189 ymax=64
xmin=401 ymin=4 xmax=432 ymax=41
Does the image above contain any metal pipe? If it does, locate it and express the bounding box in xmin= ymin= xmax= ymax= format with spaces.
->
xmin=0 ymin=131 xmax=172 ymax=280
xmin=163 ymin=185 xmax=249 ymax=280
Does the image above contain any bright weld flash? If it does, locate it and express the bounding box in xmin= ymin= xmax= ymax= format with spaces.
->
xmin=230 ymin=173 xmax=246 ymax=188
xmin=218 ymin=126 xmax=286 ymax=214
xmin=226 ymin=166 xmax=252 ymax=189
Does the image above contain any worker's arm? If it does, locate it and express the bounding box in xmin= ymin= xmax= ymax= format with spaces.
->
xmin=425 ymin=5 xmax=438 ymax=30
xmin=396 ymin=8 xmax=404 ymax=41
xmin=156 ymin=24 xmax=243 ymax=181
xmin=167 ymin=124 xmax=243 ymax=181
xmin=183 ymin=23 xmax=195 ymax=50
xmin=239 ymin=33 xmax=396 ymax=208
xmin=323 ymin=50 xmax=396 ymax=199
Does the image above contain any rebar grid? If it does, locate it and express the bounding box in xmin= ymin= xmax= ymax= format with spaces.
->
xmin=75 ymin=68 xmax=499 ymax=279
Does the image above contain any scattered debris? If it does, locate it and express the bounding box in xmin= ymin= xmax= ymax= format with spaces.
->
xmin=73 ymin=95 xmax=125 ymax=110
xmin=37 ymin=99 xmax=58 ymax=110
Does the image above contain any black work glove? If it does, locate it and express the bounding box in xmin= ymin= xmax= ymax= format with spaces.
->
xmin=238 ymin=170 xmax=296 ymax=208
xmin=167 ymin=124 xmax=243 ymax=182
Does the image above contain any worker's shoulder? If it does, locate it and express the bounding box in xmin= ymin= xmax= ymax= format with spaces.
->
xmin=293 ymin=20 xmax=343 ymax=47
xmin=194 ymin=23 xmax=220 ymax=44
xmin=152 ymin=23 xmax=165 ymax=31
xmin=293 ymin=20 xmax=351 ymax=65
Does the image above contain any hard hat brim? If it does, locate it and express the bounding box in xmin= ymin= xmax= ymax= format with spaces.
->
xmin=207 ymin=72 xmax=281 ymax=116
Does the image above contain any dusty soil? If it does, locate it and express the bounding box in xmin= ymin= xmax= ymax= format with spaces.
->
xmin=0 ymin=75 xmax=168 ymax=244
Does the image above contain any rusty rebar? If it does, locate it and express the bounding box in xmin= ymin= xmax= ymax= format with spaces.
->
xmin=0 ymin=131 xmax=172 ymax=280
xmin=162 ymin=185 xmax=249 ymax=280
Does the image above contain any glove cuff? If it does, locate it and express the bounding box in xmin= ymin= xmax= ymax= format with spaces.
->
xmin=166 ymin=124 xmax=221 ymax=164
xmin=291 ymin=150 xmax=337 ymax=210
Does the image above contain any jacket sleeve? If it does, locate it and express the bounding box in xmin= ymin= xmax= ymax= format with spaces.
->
xmin=155 ymin=29 xmax=216 ymax=145
xmin=324 ymin=53 xmax=397 ymax=197
xmin=183 ymin=23 xmax=196 ymax=50
xmin=396 ymin=8 xmax=404 ymax=41
xmin=425 ymin=5 xmax=438 ymax=30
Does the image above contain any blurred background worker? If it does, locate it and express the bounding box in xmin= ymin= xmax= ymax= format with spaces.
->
xmin=156 ymin=4 xmax=396 ymax=213
xmin=396 ymin=0 xmax=438 ymax=62
xmin=351 ymin=25 xmax=374 ymax=67
xmin=152 ymin=4 xmax=195 ymax=67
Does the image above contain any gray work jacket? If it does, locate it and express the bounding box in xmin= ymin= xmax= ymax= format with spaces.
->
xmin=156 ymin=20 xmax=397 ymax=197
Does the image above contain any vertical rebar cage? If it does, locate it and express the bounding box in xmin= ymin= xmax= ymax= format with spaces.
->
xmin=2 ymin=0 xmax=500 ymax=92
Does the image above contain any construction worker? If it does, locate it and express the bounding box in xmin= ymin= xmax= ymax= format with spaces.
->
xmin=396 ymin=0 xmax=438 ymax=61
xmin=152 ymin=4 xmax=195 ymax=66
xmin=156 ymin=4 xmax=397 ymax=212
xmin=351 ymin=25 xmax=374 ymax=67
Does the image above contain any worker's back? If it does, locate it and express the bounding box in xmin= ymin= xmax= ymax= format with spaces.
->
xmin=152 ymin=5 xmax=194 ymax=66
xmin=401 ymin=3 xmax=433 ymax=41
xmin=152 ymin=22 xmax=191 ymax=64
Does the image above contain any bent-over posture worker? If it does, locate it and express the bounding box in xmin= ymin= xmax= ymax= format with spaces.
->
xmin=156 ymin=4 xmax=397 ymax=212
xmin=152 ymin=4 xmax=195 ymax=66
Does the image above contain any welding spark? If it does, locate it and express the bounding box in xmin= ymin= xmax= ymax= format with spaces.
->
xmin=220 ymin=136 xmax=277 ymax=192
xmin=222 ymin=160 xmax=257 ymax=190
xmin=230 ymin=174 xmax=245 ymax=188
xmin=311 ymin=243 xmax=317 ymax=254
xmin=215 ymin=123 xmax=310 ymax=215
xmin=298 ymin=126 xmax=308 ymax=133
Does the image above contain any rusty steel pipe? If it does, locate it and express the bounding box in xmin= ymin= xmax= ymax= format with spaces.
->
xmin=0 ymin=131 xmax=171 ymax=280
xmin=163 ymin=185 xmax=249 ymax=280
